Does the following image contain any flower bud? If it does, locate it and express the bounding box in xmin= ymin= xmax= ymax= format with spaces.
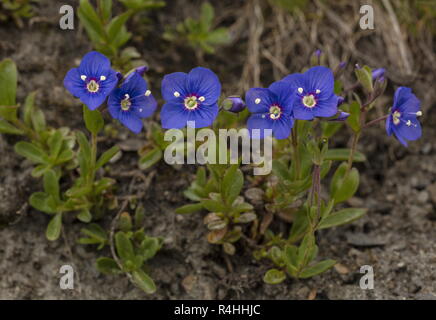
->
xmin=222 ymin=96 xmax=246 ymax=113
xmin=372 ymin=68 xmax=385 ymax=80
xmin=329 ymin=110 xmax=350 ymax=122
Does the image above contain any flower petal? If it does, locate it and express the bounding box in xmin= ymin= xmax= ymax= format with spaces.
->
xmin=292 ymin=99 xmax=315 ymax=120
xmin=118 ymin=112 xmax=143 ymax=134
xmin=161 ymin=72 xmax=188 ymax=102
xmin=132 ymin=95 xmax=157 ymax=119
xmin=268 ymin=80 xmax=295 ymax=113
xmin=187 ymin=103 xmax=219 ymax=128
xmin=78 ymin=51 xmax=112 ymax=77
xmin=121 ymin=72 xmax=147 ymax=98
xmin=245 ymin=88 xmax=274 ymax=113
xmin=394 ymin=87 xmax=420 ymax=113
xmin=304 ymin=66 xmax=334 ymax=93
xmin=272 ymin=115 xmax=294 ymax=139
xmin=247 ymin=114 xmax=273 ymax=139
xmin=281 ymin=73 xmax=305 ymax=89
xmin=161 ymin=102 xmax=190 ymax=129
xmin=187 ymin=67 xmax=221 ymax=104
xmin=313 ymin=94 xmax=339 ymax=118
xmin=63 ymin=68 xmax=84 ymax=99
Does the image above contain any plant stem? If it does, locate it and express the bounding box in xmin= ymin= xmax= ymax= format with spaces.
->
xmin=363 ymin=114 xmax=389 ymax=128
xmin=90 ymin=132 xmax=98 ymax=184
xmin=291 ymin=120 xmax=301 ymax=179
xmin=346 ymin=131 xmax=360 ymax=173
xmin=12 ymin=118 xmax=40 ymax=142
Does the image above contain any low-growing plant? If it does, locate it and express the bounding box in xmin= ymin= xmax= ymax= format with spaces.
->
xmin=78 ymin=0 xmax=165 ymax=71
xmin=0 ymin=52 xmax=161 ymax=293
xmin=0 ymin=0 xmax=39 ymax=28
xmin=163 ymin=2 xmax=231 ymax=59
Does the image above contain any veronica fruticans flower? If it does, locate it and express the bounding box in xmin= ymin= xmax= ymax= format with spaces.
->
xmin=386 ymin=87 xmax=422 ymax=147
xmin=160 ymin=67 xmax=221 ymax=129
xmin=282 ymin=66 xmax=339 ymax=120
xmin=107 ymin=72 xmax=157 ymax=134
xmin=246 ymin=81 xmax=295 ymax=139
xmin=64 ymin=51 xmax=118 ymax=110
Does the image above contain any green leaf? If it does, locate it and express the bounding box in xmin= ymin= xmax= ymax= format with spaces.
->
xmin=23 ymin=91 xmax=36 ymax=126
xmin=77 ymin=209 xmax=92 ymax=223
xmin=43 ymin=170 xmax=60 ymax=201
xmin=297 ymin=233 xmax=315 ymax=267
xmin=263 ymin=269 xmax=286 ymax=284
xmin=299 ymin=259 xmax=336 ymax=278
xmin=83 ymin=105 xmax=104 ymax=135
xmin=79 ymin=223 xmax=108 ymax=248
xmin=14 ymin=141 xmax=48 ymax=164
xmin=330 ymin=163 xmax=360 ymax=204
xmin=318 ymin=208 xmax=367 ymax=230
xmin=0 ymin=119 xmax=23 ymax=135
xmin=221 ymin=165 xmax=243 ymax=205
xmin=324 ymin=148 xmax=366 ymax=162
xmin=96 ymin=145 xmax=119 ymax=169
xmin=107 ymin=11 xmax=132 ymax=41
xmin=201 ymin=198 xmax=227 ymax=212
xmin=115 ymin=231 xmax=135 ymax=265
xmin=132 ymin=269 xmax=156 ymax=294
xmin=78 ymin=0 xmax=106 ymax=44
xmin=98 ymin=0 xmax=112 ymax=22
xmin=29 ymin=192 xmax=57 ymax=214
xmin=283 ymin=245 xmax=298 ymax=269
xmin=0 ymin=58 xmax=17 ymax=120
xmin=346 ymin=101 xmax=361 ymax=133
xmin=139 ymin=237 xmax=161 ymax=260
xmin=95 ymin=257 xmax=122 ymax=275
xmin=175 ymin=203 xmax=204 ymax=214
xmin=48 ymin=130 xmax=63 ymax=160
xmin=31 ymin=109 xmax=46 ymax=133
xmin=77 ymin=131 xmax=91 ymax=176
xmin=139 ymin=147 xmax=162 ymax=170
xmin=200 ymin=2 xmax=214 ymax=31
xmin=46 ymin=213 xmax=62 ymax=241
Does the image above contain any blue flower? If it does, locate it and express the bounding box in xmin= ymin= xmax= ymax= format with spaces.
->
xmin=107 ymin=72 xmax=157 ymax=134
xmin=386 ymin=87 xmax=422 ymax=147
xmin=160 ymin=67 xmax=221 ymax=129
xmin=64 ymin=51 xmax=118 ymax=110
xmin=246 ymin=81 xmax=295 ymax=139
xmin=282 ymin=66 xmax=339 ymax=120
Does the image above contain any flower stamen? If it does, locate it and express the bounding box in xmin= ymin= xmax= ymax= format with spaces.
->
xmin=121 ymin=94 xmax=131 ymax=111
xmin=392 ymin=110 xmax=401 ymax=125
xmin=184 ymin=96 xmax=198 ymax=110
xmin=269 ymin=105 xmax=282 ymax=120
xmin=81 ymin=75 xmax=87 ymax=81
xmin=100 ymin=75 xmax=106 ymax=81
xmin=255 ymin=98 xmax=261 ymax=104
xmin=174 ymin=91 xmax=180 ymax=97
xmin=86 ymin=79 xmax=99 ymax=93
xmin=145 ymin=90 xmax=151 ymax=96
xmin=302 ymin=94 xmax=316 ymax=108
xmin=297 ymin=87 xmax=303 ymax=94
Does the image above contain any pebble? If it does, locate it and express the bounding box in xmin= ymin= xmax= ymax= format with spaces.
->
xmin=417 ymin=191 xmax=429 ymax=203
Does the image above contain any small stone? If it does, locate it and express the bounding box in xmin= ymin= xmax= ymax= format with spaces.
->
xmin=417 ymin=191 xmax=429 ymax=203
xmin=427 ymin=183 xmax=436 ymax=204
xmin=346 ymin=232 xmax=387 ymax=247
xmin=334 ymin=263 xmax=350 ymax=275
xmin=181 ymin=274 xmax=197 ymax=293
xmin=307 ymin=289 xmax=317 ymax=300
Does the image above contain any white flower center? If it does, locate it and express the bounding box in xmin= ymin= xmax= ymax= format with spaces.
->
xmin=392 ymin=110 xmax=401 ymax=125
xmin=121 ymin=94 xmax=131 ymax=111
xmin=302 ymin=94 xmax=316 ymax=108
xmin=86 ymin=80 xmax=99 ymax=93
xmin=269 ymin=105 xmax=282 ymax=120
xmin=184 ymin=96 xmax=198 ymax=110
